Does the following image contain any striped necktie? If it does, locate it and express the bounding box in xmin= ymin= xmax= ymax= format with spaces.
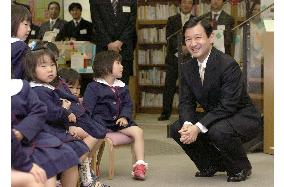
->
xmin=212 ymin=14 xmax=218 ymax=30
xmin=112 ymin=0 xmax=118 ymax=16
xmin=199 ymin=65 xmax=205 ymax=85
xmin=50 ymin=20 xmax=55 ymax=30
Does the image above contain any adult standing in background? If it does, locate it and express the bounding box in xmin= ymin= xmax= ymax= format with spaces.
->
xmin=38 ymin=1 xmax=66 ymax=41
xmin=158 ymin=0 xmax=195 ymax=121
xmin=89 ymin=0 xmax=137 ymax=84
xmin=201 ymin=0 xmax=234 ymax=56
xmin=62 ymin=2 xmax=95 ymax=43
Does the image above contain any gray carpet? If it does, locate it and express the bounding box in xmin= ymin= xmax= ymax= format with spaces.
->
xmin=97 ymin=114 xmax=274 ymax=187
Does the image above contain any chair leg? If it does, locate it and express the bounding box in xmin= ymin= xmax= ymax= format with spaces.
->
xmin=91 ymin=152 xmax=97 ymax=174
xmin=106 ymin=138 xmax=115 ymax=180
xmin=96 ymin=141 xmax=106 ymax=177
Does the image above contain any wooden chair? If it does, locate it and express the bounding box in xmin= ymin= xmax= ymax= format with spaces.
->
xmin=91 ymin=132 xmax=135 ymax=179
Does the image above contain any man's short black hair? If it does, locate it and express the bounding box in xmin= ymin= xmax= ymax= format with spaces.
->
xmin=183 ymin=16 xmax=213 ymax=38
xmin=48 ymin=1 xmax=60 ymax=10
xmin=68 ymin=2 xmax=82 ymax=12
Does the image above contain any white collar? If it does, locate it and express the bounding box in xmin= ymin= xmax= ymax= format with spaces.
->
xmin=197 ymin=49 xmax=212 ymax=69
xmin=212 ymin=10 xmax=222 ymax=16
xmin=11 ymin=37 xmax=21 ymax=43
xmin=50 ymin=18 xmax=58 ymax=22
xmin=30 ymin=81 xmax=55 ymax=90
xmin=73 ymin=18 xmax=81 ymax=24
xmin=181 ymin=12 xmax=191 ymax=18
xmin=96 ymin=78 xmax=125 ymax=87
xmin=10 ymin=79 xmax=23 ymax=96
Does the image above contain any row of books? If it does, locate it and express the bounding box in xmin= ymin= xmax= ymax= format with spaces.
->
xmin=140 ymin=92 xmax=179 ymax=108
xmin=138 ymin=28 xmax=166 ymax=43
xmin=138 ymin=68 xmax=166 ymax=85
xmin=138 ymin=4 xmax=178 ymax=20
xmin=137 ymin=2 xmax=245 ymax=20
xmin=137 ymin=47 xmax=166 ymax=65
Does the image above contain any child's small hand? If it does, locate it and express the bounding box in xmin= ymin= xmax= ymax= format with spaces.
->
xmin=75 ymin=127 xmax=89 ymax=139
xmin=30 ymin=163 xmax=47 ymax=184
xmin=12 ymin=129 xmax=24 ymax=141
xmin=115 ymin=117 xmax=128 ymax=127
xmin=69 ymin=126 xmax=88 ymax=139
xmin=68 ymin=113 xmax=76 ymax=123
xmin=78 ymin=97 xmax=83 ymax=104
xmin=61 ymin=98 xmax=71 ymax=110
xmin=68 ymin=126 xmax=80 ymax=139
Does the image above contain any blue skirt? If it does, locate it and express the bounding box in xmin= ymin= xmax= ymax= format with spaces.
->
xmin=23 ymin=132 xmax=80 ymax=179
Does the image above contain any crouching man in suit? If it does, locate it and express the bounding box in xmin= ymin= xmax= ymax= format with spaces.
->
xmin=170 ymin=17 xmax=262 ymax=182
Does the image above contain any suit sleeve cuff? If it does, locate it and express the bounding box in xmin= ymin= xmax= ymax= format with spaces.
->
xmin=196 ymin=122 xmax=208 ymax=133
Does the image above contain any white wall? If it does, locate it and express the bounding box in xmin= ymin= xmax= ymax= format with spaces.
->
xmin=63 ymin=0 xmax=91 ymax=22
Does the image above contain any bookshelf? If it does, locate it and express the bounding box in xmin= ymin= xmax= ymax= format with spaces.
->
xmin=136 ymin=0 xmax=179 ymax=113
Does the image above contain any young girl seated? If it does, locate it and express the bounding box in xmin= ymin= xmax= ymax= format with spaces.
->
xmin=22 ymin=48 xmax=108 ymax=187
xmin=11 ymin=79 xmax=80 ymax=187
xmin=57 ymin=67 xmax=106 ymax=175
xmin=57 ymin=67 xmax=82 ymax=101
xmin=83 ymin=50 xmax=148 ymax=180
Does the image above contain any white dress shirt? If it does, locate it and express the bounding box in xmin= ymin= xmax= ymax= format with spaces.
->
xmin=184 ymin=49 xmax=212 ymax=133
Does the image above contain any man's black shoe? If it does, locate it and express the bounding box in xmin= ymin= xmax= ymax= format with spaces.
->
xmin=158 ymin=114 xmax=170 ymax=121
xmin=227 ymin=169 xmax=252 ymax=182
xmin=195 ymin=167 xmax=218 ymax=177
xmin=195 ymin=165 xmax=227 ymax=177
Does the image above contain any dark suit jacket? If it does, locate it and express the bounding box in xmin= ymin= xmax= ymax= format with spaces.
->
xmin=201 ymin=11 xmax=235 ymax=56
xmin=179 ymin=47 xmax=261 ymax=137
xmin=89 ymin=0 xmax=137 ymax=60
xmin=38 ymin=18 xmax=67 ymax=41
xmin=62 ymin=18 xmax=95 ymax=43
xmin=166 ymin=13 xmax=194 ymax=66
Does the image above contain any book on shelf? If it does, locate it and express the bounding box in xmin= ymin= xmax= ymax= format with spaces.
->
xmin=138 ymin=4 xmax=178 ymax=20
xmin=138 ymin=28 xmax=166 ymax=43
xmin=138 ymin=69 xmax=166 ymax=86
xmin=138 ymin=47 xmax=166 ymax=65
xmin=140 ymin=92 xmax=179 ymax=108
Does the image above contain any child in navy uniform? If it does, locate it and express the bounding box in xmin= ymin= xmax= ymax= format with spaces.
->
xmin=83 ymin=50 xmax=148 ymax=180
xmin=57 ymin=67 xmax=108 ymax=182
xmin=11 ymin=79 xmax=80 ymax=187
xmin=23 ymin=48 xmax=108 ymax=187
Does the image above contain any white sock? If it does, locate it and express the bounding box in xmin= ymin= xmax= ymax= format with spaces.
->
xmin=79 ymin=160 xmax=93 ymax=186
xmin=135 ymin=160 xmax=148 ymax=168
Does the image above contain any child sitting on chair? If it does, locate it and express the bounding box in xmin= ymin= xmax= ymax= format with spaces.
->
xmin=83 ymin=50 xmax=148 ymax=180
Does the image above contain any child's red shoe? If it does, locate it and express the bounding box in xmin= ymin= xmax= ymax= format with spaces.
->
xmin=132 ymin=163 xmax=147 ymax=180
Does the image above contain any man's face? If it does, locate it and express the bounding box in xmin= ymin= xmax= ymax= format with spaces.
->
xmin=48 ymin=4 xmax=60 ymax=19
xmin=211 ymin=0 xmax=224 ymax=12
xmin=184 ymin=23 xmax=213 ymax=62
xmin=70 ymin=7 xmax=82 ymax=20
xmin=180 ymin=0 xmax=193 ymax=14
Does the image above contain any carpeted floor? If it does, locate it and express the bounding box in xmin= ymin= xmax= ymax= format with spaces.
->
xmin=97 ymin=114 xmax=274 ymax=187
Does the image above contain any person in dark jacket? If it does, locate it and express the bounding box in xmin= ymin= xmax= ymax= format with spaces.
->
xmin=170 ymin=17 xmax=262 ymax=182
xmin=89 ymin=0 xmax=137 ymax=84
xmin=62 ymin=2 xmax=95 ymax=43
